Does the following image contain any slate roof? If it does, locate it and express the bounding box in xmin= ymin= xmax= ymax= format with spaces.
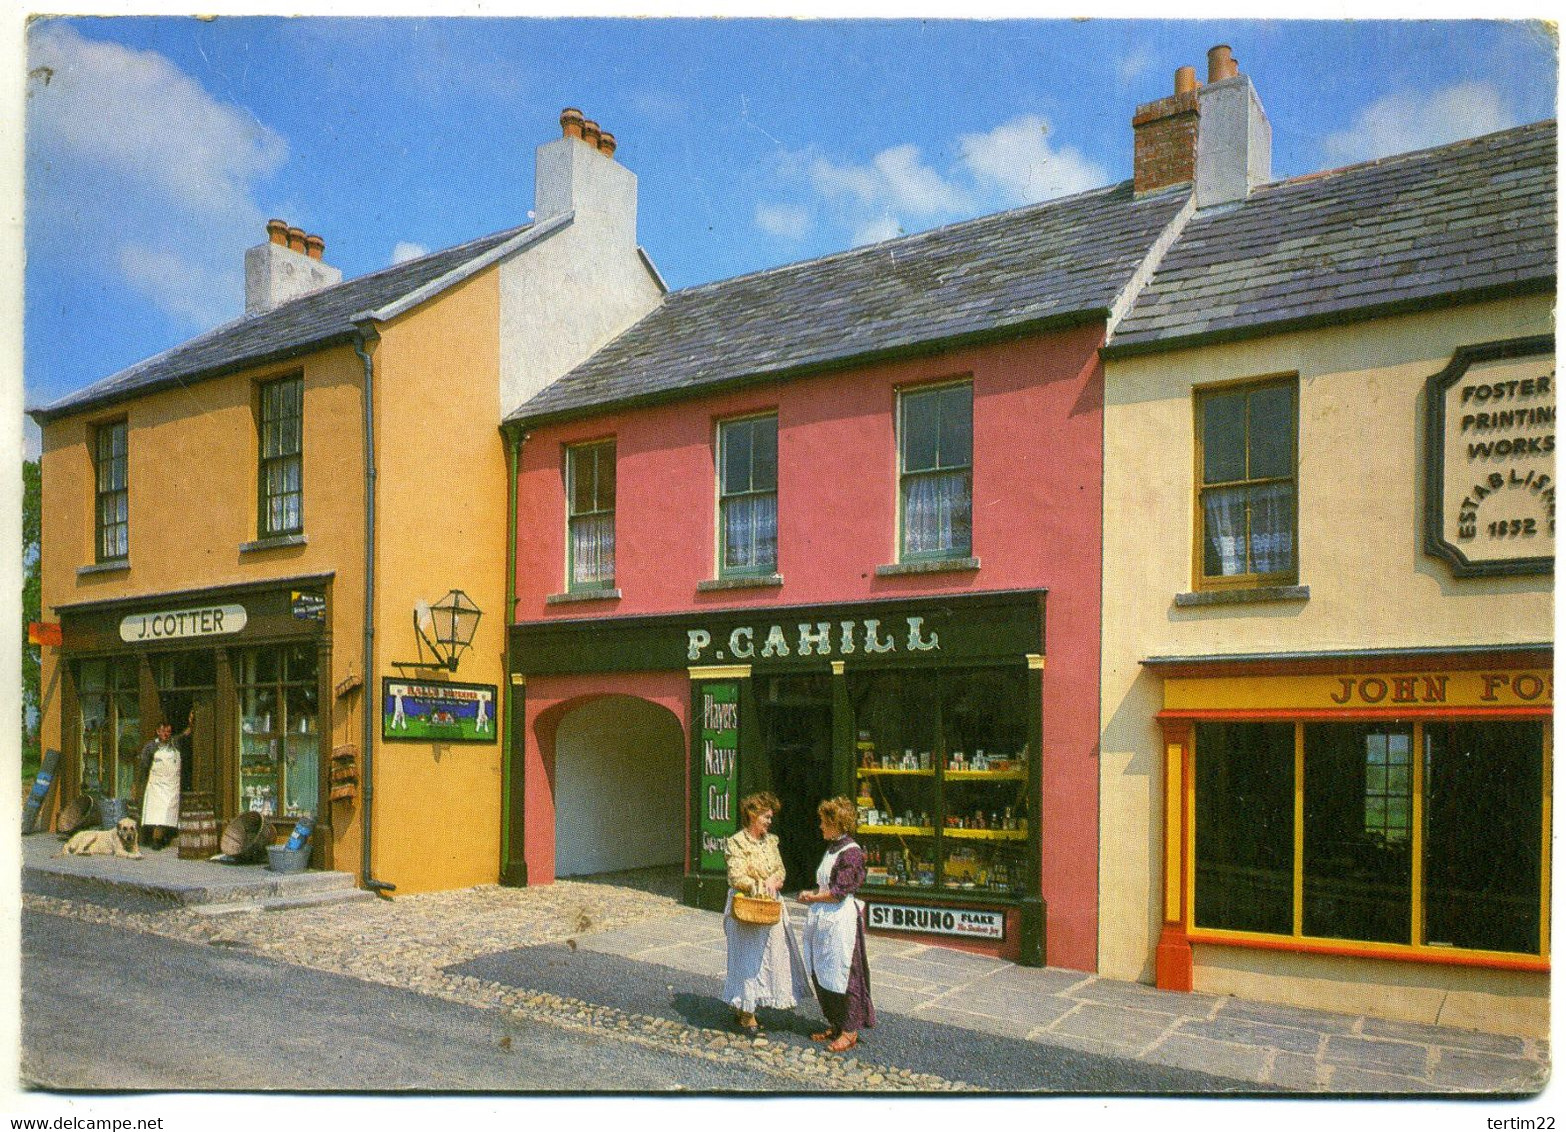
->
xmin=1107 ymin=120 xmax=1556 ymax=355
xmin=508 ymin=181 xmax=1191 ymax=424
xmin=32 ymin=223 xmax=530 ymax=423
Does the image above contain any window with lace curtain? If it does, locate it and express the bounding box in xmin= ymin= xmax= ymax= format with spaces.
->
xmin=899 ymin=382 xmax=972 ymax=561
xmin=718 ymin=415 xmax=778 ymax=576
xmin=566 ymin=439 xmax=616 ymax=590
xmin=1195 ymin=377 xmax=1297 ymax=588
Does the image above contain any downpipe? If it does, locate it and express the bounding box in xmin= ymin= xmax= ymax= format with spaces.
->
xmin=354 ymin=325 xmax=395 ymax=899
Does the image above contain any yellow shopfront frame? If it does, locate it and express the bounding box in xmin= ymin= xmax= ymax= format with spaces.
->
xmin=1148 ymin=646 xmax=1552 ymax=991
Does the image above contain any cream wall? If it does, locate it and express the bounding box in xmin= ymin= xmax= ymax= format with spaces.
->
xmin=1099 ymin=296 xmax=1554 ymax=1028
xmin=366 ymin=266 xmax=509 ymax=894
xmin=37 ymin=344 xmax=369 ymax=864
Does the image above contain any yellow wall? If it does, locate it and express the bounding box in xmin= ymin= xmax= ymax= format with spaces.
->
xmin=38 ymin=343 xmax=369 ymax=864
xmin=363 ymin=266 xmax=508 ymax=894
xmin=1099 ymin=296 xmax=1554 ymax=1031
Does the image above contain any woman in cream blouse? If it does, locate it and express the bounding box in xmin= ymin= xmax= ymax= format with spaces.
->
xmin=723 ymin=791 xmax=810 ymax=1035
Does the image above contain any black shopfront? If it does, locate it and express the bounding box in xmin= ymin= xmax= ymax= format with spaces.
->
xmin=510 ymin=589 xmax=1047 ymax=963
xmin=53 ymin=575 xmax=333 ymax=859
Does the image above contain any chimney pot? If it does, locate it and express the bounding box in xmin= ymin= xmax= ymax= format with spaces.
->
xmin=597 ymin=130 xmax=617 ymax=157
xmin=1207 ymin=44 xmax=1238 ymax=83
xmin=560 ymin=107 xmax=585 ymax=140
xmin=1174 ymin=66 xmax=1197 ymax=95
xmin=267 ymin=218 xmax=289 ymax=246
xmin=304 ymin=233 xmax=325 ymax=261
xmin=582 ymin=119 xmax=602 ymax=148
xmin=286 ymin=226 xmax=307 ymax=253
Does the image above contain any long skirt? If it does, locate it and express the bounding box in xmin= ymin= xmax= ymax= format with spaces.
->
xmin=722 ymin=893 xmax=811 ymax=1013
xmin=813 ymin=907 xmax=876 ymax=1033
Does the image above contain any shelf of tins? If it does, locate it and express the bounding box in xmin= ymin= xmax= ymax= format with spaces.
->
xmin=849 ymin=666 xmax=1033 ymax=899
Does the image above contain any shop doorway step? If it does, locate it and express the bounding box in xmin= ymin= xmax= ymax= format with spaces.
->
xmin=21 ymin=831 xmax=373 ymax=913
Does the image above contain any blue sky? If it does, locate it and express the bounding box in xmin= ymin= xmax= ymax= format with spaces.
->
xmin=21 ymin=16 xmax=1558 ymax=455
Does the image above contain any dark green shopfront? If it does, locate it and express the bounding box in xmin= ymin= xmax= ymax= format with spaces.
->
xmin=507 ymin=590 xmax=1048 ymax=963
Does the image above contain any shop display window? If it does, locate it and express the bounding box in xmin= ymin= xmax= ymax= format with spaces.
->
xmin=76 ymin=656 xmax=140 ymax=799
xmin=1193 ymin=722 xmax=1294 ymax=935
xmin=236 ymin=643 xmax=319 ymax=818
xmin=1191 ymin=718 xmax=1547 ymax=956
xmin=850 ymin=666 xmax=1029 ymax=898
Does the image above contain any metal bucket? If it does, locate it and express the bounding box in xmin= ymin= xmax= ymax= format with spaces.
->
xmin=178 ymin=792 xmax=219 ymax=860
xmin=98 ymin=797 xmax=127 ymax=829
xmin=266 ymin=845 xmax=310 ymax=874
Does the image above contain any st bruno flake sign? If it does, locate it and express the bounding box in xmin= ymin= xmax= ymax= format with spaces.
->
xmin=1426 ymin=336 xmax=1555 ymax=577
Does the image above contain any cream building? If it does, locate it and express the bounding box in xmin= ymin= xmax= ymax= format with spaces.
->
xmin=1100 ymin=108 xmax=1554 ymax=1037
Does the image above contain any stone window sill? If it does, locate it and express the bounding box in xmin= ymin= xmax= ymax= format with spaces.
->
xmin=1174 ymin=584 xmax=1310 ymax=607
xmin=875 ymin=557 xmax=981 ymax=577
xmin=77 ymin=560 xmax=129 ymax=577
xmin=697 ymin=574 xmax=784 ymax=592
xmin=240 ymin=533 xmax=308 ymax=554
xmin=546 ymin=588 xmax=622 ymax=605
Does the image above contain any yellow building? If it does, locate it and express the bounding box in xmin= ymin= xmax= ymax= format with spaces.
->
xmin=1100 ymin=86 xmax=1554 ymax=1038
xmin=30 ymin=111 xmax=662 ymax=894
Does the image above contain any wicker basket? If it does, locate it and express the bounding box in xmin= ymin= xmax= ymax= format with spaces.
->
xmin=732 ymin=892 xmax=781 ymax=926
xmin=220 ymin=811 xmax=273 ymax=863
xmin=56 ymin=794 xmax=98 ymax=837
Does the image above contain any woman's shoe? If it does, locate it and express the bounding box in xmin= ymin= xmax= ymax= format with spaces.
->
xmin=826 ymin=1031 xmax=859 ymax=1053
xmin=810 ymin=1027 xmax=839 ymax=1042
xmin=735 ymin=1012 xmax=759 ymax=1036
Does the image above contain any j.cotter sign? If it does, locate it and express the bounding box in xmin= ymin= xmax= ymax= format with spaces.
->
xmin=1426 ymin=336 xmax=1555 ymax=576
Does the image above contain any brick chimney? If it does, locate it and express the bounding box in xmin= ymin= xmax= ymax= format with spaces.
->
xmin=1133 ymin=44 xmax=1272 ymax=207
xmin=245 ymin=219 xmax=342 ymax=314
xmin=532 ymin=108 xmax=638 ymax=248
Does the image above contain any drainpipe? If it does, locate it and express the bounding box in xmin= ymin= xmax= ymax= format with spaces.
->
xmin=500 ymin=424 xmax=523 ymax=884
xmin=354 ymin=324 xmax=396 ymax=899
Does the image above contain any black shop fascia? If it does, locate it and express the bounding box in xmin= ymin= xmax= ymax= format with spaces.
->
xmin=510 ymin=588 xmax=1047 ymax=964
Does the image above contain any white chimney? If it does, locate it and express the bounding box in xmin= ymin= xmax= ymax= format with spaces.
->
xmin=245 ymin=219 xmax=342 ymax=314
xmin=532 ymin=108 xmax=638 ymax=248
xmin=1195 ymin=45 xmax=1272 ymax=209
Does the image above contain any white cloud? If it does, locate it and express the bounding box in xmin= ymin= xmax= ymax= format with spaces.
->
xmin=959 ymin=115 xmax=1107 ymax=204
xmin=28 ymin=22 xmax=289 ymax=327
xmin=754 ymin=204 xmax=812 ymax=240
xmin=391 ymin=241 xmax=430 ymax=264
xmin=1116 ymin=49 xmax=1154 ymax=89
xmin=770 ymin=113 xmax=1108 ymax=249
xmin=117 ymin=243 xmax=238 ymax=328
xmin=1321 ymin=82 xmax=1516 ymax=165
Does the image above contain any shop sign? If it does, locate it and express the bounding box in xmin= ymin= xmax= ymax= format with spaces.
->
xmin=1164 ymin=669 xmax=1553 ymax=713
xmin=687 ymin=616 xmax=942 ymax=664
xmin=697 ymin=681 xmax=739 ymax=871
xmin=119 ymin=604 xmax=247 ymax=644
xmin=867 ymin=902 xmax=1005 ymax=940
xmin=382 ymin=679 xmax=497 ymax=743
xmin=1426 ymin=337 xmax=1555 ymax=577
xmin=291 ymin=590 xmax=327 ymax=621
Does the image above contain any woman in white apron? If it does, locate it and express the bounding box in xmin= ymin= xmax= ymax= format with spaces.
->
xmin=799 ymin=795 xmax=877 ymax=1053
xmin=721 ymin=791 xmax=812 ymax=1035
xmin=135 ymin=721 xmax=182 ymax=850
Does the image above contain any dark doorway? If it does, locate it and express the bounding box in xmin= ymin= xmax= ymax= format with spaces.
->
xmin=757 ymin=674 xmax=835 ymax=892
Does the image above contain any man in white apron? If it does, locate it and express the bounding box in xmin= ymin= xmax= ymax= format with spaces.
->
xmin=136 ymin=721 xmax=182 ymax=850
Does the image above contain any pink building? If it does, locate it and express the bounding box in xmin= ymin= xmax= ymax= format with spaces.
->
xmin=501 ymin=173 xmax=1191 ymax=970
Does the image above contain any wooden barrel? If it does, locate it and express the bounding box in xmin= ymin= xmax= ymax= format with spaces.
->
xmin=178 ymin=792 xmax=219 ymax=859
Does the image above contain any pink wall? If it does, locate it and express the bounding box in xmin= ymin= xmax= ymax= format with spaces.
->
xmin=513 ymin=324 xmax=1105 ymax=970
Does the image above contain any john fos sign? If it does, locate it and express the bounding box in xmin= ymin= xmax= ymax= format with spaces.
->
xmin=1426 ymin=336 xmax=1555 ymax=577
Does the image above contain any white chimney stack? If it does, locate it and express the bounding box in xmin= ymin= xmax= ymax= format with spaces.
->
xmin=245 ymin=219 xmax=342 ymax=314
xmin=1195 ymin=45 xmax=1272 ymax=208
xmin=532 ymin=108 xmax=638 ymax=249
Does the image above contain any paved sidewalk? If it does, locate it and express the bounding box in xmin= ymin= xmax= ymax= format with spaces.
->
xmin=562 ymin=900 xmax=1548 ymax=1094
xmin=19 ymin=840 xmax=1550 ymax=1095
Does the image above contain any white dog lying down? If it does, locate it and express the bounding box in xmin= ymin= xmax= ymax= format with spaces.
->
xmin=60 ymin=818 xmax=143 ymax=859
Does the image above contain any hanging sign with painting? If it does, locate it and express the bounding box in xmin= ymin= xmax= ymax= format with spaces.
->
xmin=381 ymin=679 xmax=498 ymax=743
